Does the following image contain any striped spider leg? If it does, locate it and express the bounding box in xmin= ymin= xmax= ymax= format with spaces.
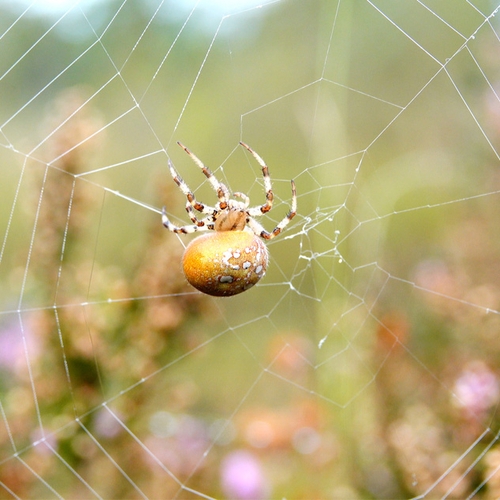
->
xmin=162 ymin=141 xmax=296 ymax=238
xmin=176 ymin=142 xmax=230 ymax=210
xmin=162 ymin=158 xmax=217 ymax=234
xmin=239 ymin=142 xmax=297 ymax=239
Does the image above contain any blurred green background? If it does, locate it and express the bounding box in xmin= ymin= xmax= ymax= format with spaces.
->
xmin=1 ymin=0 xmax=500 ymax=498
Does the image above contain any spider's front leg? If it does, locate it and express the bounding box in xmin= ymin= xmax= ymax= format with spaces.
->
xmin=239 ymin=142 xmax=274 ymax=214
xmin=168 ymin=159 xmax=214 ymax=216
xmin=177 ymin=143 xmax=231 ymax=209
xmin=247 ymin=179 xmax=297 ymax=239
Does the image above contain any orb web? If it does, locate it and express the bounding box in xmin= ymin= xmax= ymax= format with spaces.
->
xmin=1 ymin=0 xmax=500 ymax=498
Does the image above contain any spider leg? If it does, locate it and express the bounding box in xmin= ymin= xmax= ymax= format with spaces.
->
xmin=168 ymin=159 xmax=213 ymax=215
xmin=247 ymin=180 xmax=297 ymax=240
xmin=239 ymin=142 xmax=273 ymax=214
xmin=232 ymin=192 xmax=250 ymax=208
xmin=162 ymin=207 xmax=214 ymax=233
xmin=177 ymin=142 xmax=230 ymax=209
xmin=185 ymin=202 xmax=216 ymax=227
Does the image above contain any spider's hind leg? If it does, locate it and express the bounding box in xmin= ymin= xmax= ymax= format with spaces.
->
xmin=185 ymin=202 xmax=216 ymax=229
xmin=162 ymin=206 xmax=213 ymax=234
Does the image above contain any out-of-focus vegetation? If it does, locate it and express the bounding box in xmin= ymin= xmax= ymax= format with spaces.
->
xmin=1 ymin=0 xmax=500 ymax=498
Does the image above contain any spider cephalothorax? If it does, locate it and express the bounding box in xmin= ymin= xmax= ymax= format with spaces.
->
xmin=162 ymin=142 xmax=297 ymax=296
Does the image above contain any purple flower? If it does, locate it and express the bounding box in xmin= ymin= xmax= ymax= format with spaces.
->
xmin=220 ymin=450 xmax=269 ymax=500
xmin=94 ymin=407 xmax=124 ymax=439
xmin=453 ymin=361 xmax=499 ymax=417
xmin=0 ymin=318 xmax=40 ymax=375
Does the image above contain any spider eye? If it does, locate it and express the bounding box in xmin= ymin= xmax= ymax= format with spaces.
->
xmin=182 ymin=231 xmax=268 ymax=297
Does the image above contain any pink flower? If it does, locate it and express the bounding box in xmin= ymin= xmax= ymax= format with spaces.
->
xmin=220 ymin=450 xmax=269 ymax=500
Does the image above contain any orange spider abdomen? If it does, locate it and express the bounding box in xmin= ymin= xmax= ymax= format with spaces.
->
xmin=182 ymin=231 xmax=269 ymax=297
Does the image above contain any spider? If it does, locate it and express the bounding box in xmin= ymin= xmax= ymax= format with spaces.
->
xmin=162 ymin=141 xmax=297 ymax=297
